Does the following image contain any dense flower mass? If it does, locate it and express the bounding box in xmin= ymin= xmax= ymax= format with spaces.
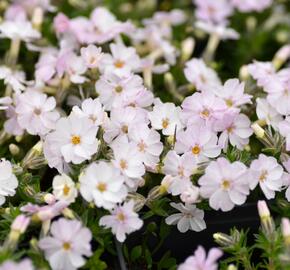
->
xmin=1 ymin=0 xmax=290 ymax=269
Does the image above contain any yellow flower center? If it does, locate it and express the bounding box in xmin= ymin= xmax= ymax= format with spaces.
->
xmin=71 ymin=135 xmax=81 ymax=145
xmin=227 ymin=126 xmax=234 ymax=134
xmin=63 ymin=184 xmax=70 ymax=196
xmin=121 ymin=125 xmax=128 ymax=134
xmin=137 ymin=141 xmax=146 ymax=152
xmin=221 ymin=179 xmax=231 ymax=190
xmin=34 ymin=108 xmax=42 ymax=115
xmin=114 ymin=60 xmax=125 ymax=68
xmin=259 ymin=170 xmax=268 ymax=182
xmin=63 ymin=242 xmax=71 ymax=250
xmin=115 ymin=85 xmax=123 ymax=93
xmin=200 ymin=109 xmax=210 ymax=118
xmin=97 ymin=182 xmax=107 ymax=192
xmin=162 ymin=118 xmax=169 ymax=129
xmin=225 ymin=98 xmax=233 ymax=107
xmin=191 ymin=145 xmax=201 ymax=155
xmin=120 ymin=159 xmax=128 ymax=170
xmin=117 ymin=212 xmax=126 ymax=221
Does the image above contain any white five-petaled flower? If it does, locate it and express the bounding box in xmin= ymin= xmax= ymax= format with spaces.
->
xmin=52 ymin=174 xmax=77 ymax=204
xmin=79 ymin=161 xmax=128 ymax=210
xmin=45 ymin=113 xmax=99 ymax=164
xmin=99 ymin=200 xmax=143 ymax=242
xmin=165 ymin=202 xmax=206 ymax=233
xmin=80 ymin=44 xmax=103 ymax=69
xmin=249 ymin=154 xmax=283 ymax=199
xmin=0 ymin=159 xmax=18 ymax=206
xmin=198 ymin=157 xmax=250 ymax=212
xmin=38 ymin=218 xmax=92 ymax=270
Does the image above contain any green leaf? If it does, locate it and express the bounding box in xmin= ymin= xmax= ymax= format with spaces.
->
xmin=130 ymin=245 xmax=142 ymax=262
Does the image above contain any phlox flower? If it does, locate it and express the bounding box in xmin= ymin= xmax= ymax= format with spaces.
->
xmin=184 ymin=58 xmax=221 ymax=92
xmin=175 ymin=125 xmax=220 ymax=163
xmin=79 ymin=161 xmax=127 ymax=210
xmin=100 ymin=43 xmax=141 ymax=76
xmin=198 ymin=157 xmax=250 ymax=211
xmin=15 ymin=90 xmax=60 ymax=136
xmin=4 ymin=104 xmax=24 ymax=136
xmin=256 ymin=98 xmax=282 ymax=129
xmin=231 ymin=0 xmax=273 ymax=12
xmin=249 ymin=154 xmax=283 ymax=199
xmin=0 ymin=259 xmax=34 ymax=270
xmin=72 ymin=98 xmax=106 ymax=127
xmin=148 ymin=101 xmax=183 ymax=136
xmin=180 ymin=185 xmax=200 ymax=204
xmin=0 ymin=66 xmax=26 ymax=93
xmin=194 ymin=0 xmax=233 ymax=24
xmin=165 ymin=202 xmax=206 ymax=233
xmin=65 ymin=54 xmax=87 ymax=84
xmin=53 ymin=13 xmax=70 ymax=34
xmin=279 ymin=117 xmax=290 ymax=151
xmin=99 ymin=200 xmax=143 ymax=242
xmin=80 ymin=44 xmax=103 ymax=69
xmin=0 ymin=97 xmax=12 ymax=110
xmin=181 ymin=91 xmax=227 ymax=128
xmin=44 ymin=113 xmax=99 ymax=164
xmin=38 ymin=218 xmax=92 ymax=270
xmin=129 ymin=124 xmax=163 ymax=168
xmin=0 ymin=159 xmax=18 ymax=205
xmin=178 ymin=246 xmax=222 ymax=270
xmin=215 ymin=113 xmax=253 ymax=151
xmin=52 ymin=174 xmax=77 ymax=204
xmin=214 ymin=79 xmax=252 ymax=111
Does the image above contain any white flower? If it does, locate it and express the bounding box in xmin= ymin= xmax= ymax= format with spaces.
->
xmin=249 ymin=154 xmax=283 ymax=199
xmin=45 ymin=113 xmax=99 ymax=164
xmin=79 ymin=161 xmax=128 ymax=210
xmin=52 ymin=174 xmax=77 ymax=204
xmin=198 ymin=158 xmax=250 ymax=212
xmin=128 ymin=123 xmax=163 ymax=168
xmin=38 ymin=218 xmax=92 ymax=270
xmin=0 ymin=20 xmax=40 ymax=41
xmin=99 ymin=200 xmax=143 ymax=242
xmin=0 ymin=259 xmax=34 ymax=270
xmin=0 ymin=66 xmax=26 ymax=93
xmin=72 ymin=98 xmax=106 ymax=127
xmin=111 ymin=138 xmax=145 ymax=186
xmin=80 ymin=44 xmax=103 ymax=69
xmin=16 ymin=90 xmax=60 ymax=136
xmin=0 ymin=159 xmax=18 ymax=205
xmin=66 ymin=55 xmax=87 ymax=84
xmin=165 ymin=202 xmax=206 ymax=233
xmin=148 ymin=101 xmax=183 ymax=136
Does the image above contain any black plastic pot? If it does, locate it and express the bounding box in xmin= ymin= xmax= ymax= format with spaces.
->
xmin=126 ymin=203 xmax=260 ymax=264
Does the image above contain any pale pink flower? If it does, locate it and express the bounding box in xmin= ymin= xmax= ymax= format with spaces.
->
xmin=178 ymin=246 xmax=222 ymax=270
xmin=0 ymin=96 xmax=12 ymax=110
xmin=249 ymin=154 xmax=283 ymax=199
xmin=80 ymin=45 xmax=103 ymax=69
xmin=0 ymin=259 xmax=34 ymax=270
xmin=21 ymin=200 xmax=68 ymax=221
xmin=44 ymin=113 xmax=99 ymax=164
xmin=214 ymin=79 xmax=252 ymax=110
xmin=15 ymin=90 xmax=59 ymax=136
xmin=79 ymin=161 xmax=127 ymax=210
xmin=215 ymin=113 xmax=253 ymax=151
xmin=231 ymin=0 xmax=272 ymax=12
xmin=194 ymin=0 xmax=233 ymax=24
xmin=72 ymin=98 xmax=106 ymax=127
xmin=129 ymin=124 xmax=163 ymax=167
xmin=180 ymin=185 xmax=200 ymax=204
xmin=195 ymin=21 xmax=240 ymax=40
xmin=175 ymin=125 xmax=220 ymax=163
xmin=148 ymin=101 xmax=183 ymax=136
xmin=0 ymin=20 xmax=40 ymax=41
xmin=184 ymin=58 xmax=221 ymax=92
xmin=199 ymin=157 xmax=250 ymax=211
xmin=279 ymin=117 xmax=290 ymax=150
xmin=103 ymin=107 xmax=148 ymax=143
xmin=66 ymin=54 xmax=87 ymax=84
xmin=111 ymin=139 xmax=145 ymax=185
xmin=4 ymin=4 xmax=27 ymax=22
xmin=100 ymin=43 xmax=141 ymax=76
xmin=4 ymin=104 xmax=24 ymax=136
xmin=256 ymin=98 xmax=282 ymax=129
xmin=38 ymin=218 xmax=92 ymax=270
xmin=11 ymin=214 xmax=30 ymax=234
xmin=95 ymin=73 xmax=148 ymax=111
xmin=53 ymin=13 xmax=70 ymax=34
xmin=181 ymin=91 xmax=227 ymax=128
xmin=0 ymin=159 xmax=18 ymax=206
xmin=100 ymin=200 xmax=143 ymax=242
xmin=0 ymin=66 xmax=26 ymax=93
xmin=165 ymin=202 xmax=206 ymax=233
xmin=52 ymin=174 xmax=77 ymax=204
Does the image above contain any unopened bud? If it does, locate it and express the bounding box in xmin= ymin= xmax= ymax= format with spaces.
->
xmin=181 ymin=37 xmax=195 ymax=62
xmin=126 ymin=192 xmax=146 ymax=212
xmin=160 ymin=175 xmax=173 ymax=195
xmin=62 ymin=208 xmax=75 ymax=219
xmin=43 ymin=193 xmax=56 ymax=205
xmin=32 ymin=7 xmax=43 ymax=31
xmin=11 ymin=214 xmax=30 ymax=234
xmin=282 ymin=218 xmax=290 ymax=246
xmin=258 ymin=200 xmax=275 ymax=235
xmin=213 ymin=232 xmax=235 ymax=247
xmin=251 ymin=123 xmax=265 ymax=139
xmin=22 ymin=141 xmax=46 ymax=169
xmin=227 ymin=264 xmax=238 ymax=270
xmin=9 ymin=144 xmax=20 ymax=156
xmin=257 ymin=200 xmax=270 ymax=219
xmin=273 ymin=44 xmax=290 ymax=70
xmin=239 ymin=65 xmax=250 ymax=81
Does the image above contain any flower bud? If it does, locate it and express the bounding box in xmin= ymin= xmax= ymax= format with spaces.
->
xmin=257 ymin=200 xmax=270 ymax=219
xmin=160 ymin=175 xmax=173 ymax=194
xmin=227 ymin=264 xmax=238 ymax=270
xmin=273 ymin=44 xmax=290 ymax=69
xmin=22 ymin=141 xmax=47 ymax=169
xmin=180 ymin=185 xmax=199 ymax=204
xmin=62 ymin=208 xmax=75 ymax=219
xmin=257 ymin=200 xmax=275 ymax=236
xmin=251 ymin=123 xmax=265 ymax=139
xmin=282 ymin=218 xmax=290 ymax=246
xmin=11 ymin=215 xmax=30 ymax=234
xmin=9 ymin=144 xmax=20 ymax=156
xmin=43 ymin=193 xmax=56 ymax=205
xmin=126 ymin=192 xmax=146 ymax=212
xmin=181 ymin=37 xmax=195 ymax=62
xmin=213 ymin=232 xmax=235 ymax=247
xmin=32 ymin=7 xmax=43 ymax=31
